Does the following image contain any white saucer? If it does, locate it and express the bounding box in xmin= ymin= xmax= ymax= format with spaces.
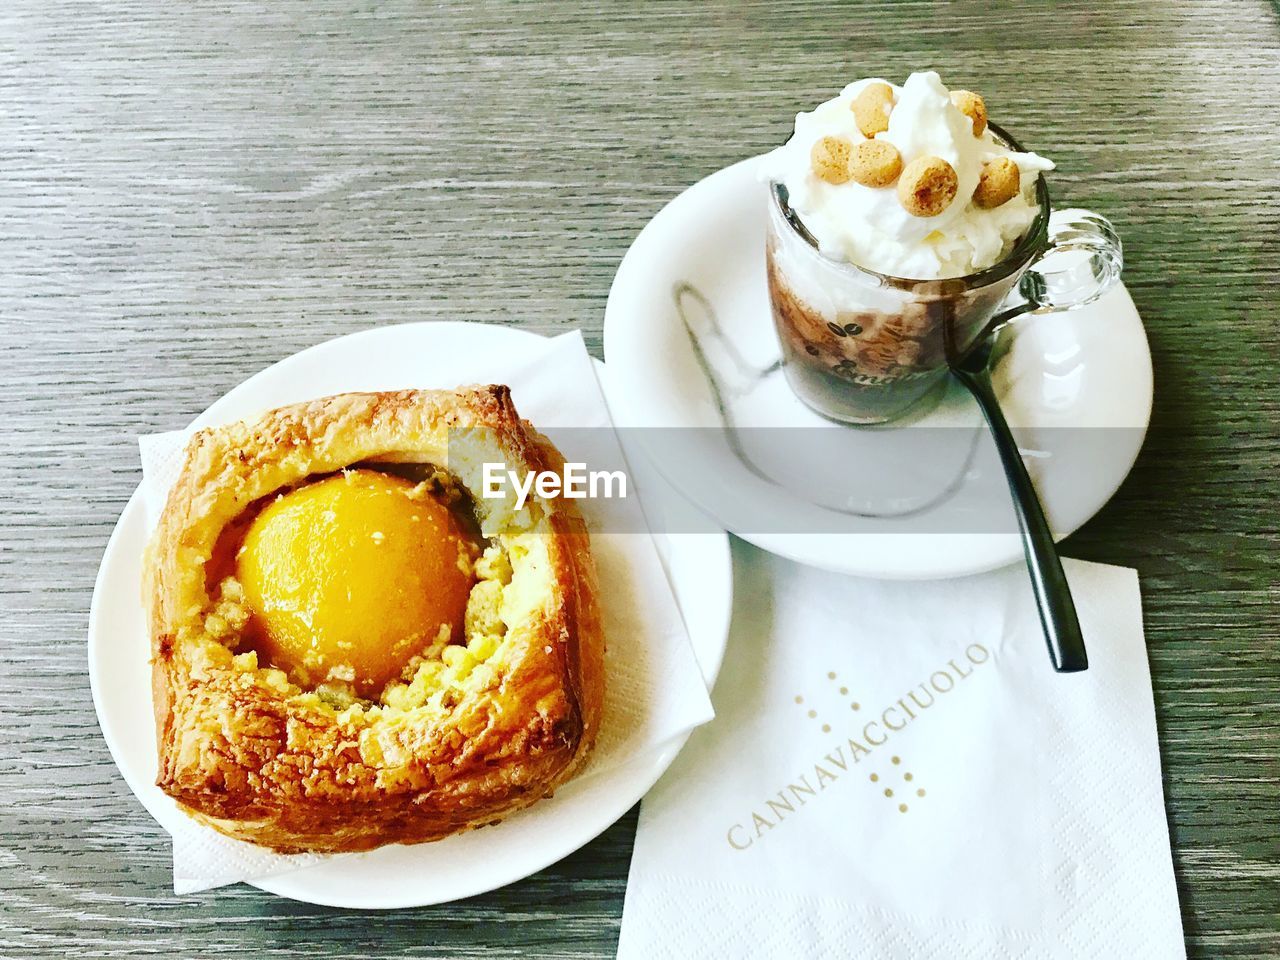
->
xmin=88 ymin=321 xmax=731 ymax=908
xmin=603 ymin=156 xmax=1152 ymax=580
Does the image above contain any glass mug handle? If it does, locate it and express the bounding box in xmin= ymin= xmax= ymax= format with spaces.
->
xmin=1017 ymin=207 xmax=1123 ymax=313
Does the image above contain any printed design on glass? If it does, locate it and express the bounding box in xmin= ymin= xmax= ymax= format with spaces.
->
xmin=826 ymin=321 xmax=865 ymax=339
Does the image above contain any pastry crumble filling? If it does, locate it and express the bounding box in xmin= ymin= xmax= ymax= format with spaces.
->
xmin=194 ymin=463 xmax=547 ymax=726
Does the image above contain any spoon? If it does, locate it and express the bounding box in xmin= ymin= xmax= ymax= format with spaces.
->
xmin=949 ymin=335 xmax=1089 ymax=673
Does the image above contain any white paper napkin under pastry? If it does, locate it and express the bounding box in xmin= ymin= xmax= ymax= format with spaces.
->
xmin=618 ymin=546 xmax=1184 ymax=959
xmin=138 ymin=330 xmax=715 ymax=894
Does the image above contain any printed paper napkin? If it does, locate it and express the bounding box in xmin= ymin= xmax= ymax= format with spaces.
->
xmin=619 ymin=546 xmax=1183 ymax=959
xmin=138 ymin=330 xmax=715 ymax=893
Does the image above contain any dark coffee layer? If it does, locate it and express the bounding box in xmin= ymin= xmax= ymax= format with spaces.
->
xmin=765 ymin=242 xmax=1019 ymax=423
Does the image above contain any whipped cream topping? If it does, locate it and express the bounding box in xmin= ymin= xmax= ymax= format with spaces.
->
xmin=761 ymin=72 xmax=1055 ymax=280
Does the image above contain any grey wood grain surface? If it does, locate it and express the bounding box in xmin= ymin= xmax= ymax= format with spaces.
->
xmin=2 ymin=0 xmax=1277 ymax=957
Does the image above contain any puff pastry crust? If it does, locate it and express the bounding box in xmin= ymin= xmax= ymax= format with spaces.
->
xmin=145 ymin=387 xmax=604 ymax=853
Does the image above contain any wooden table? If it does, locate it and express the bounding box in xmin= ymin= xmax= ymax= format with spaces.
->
xmin=3 ymin=1 xmax=1277 ymax=956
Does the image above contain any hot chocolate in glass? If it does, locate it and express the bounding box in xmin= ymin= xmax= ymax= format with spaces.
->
xmin=761 ymin=72 xmax=1120 ymax=424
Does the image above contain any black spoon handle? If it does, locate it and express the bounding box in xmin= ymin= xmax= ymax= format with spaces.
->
xmin=956 ymin=369 xmax=1089 ymax=673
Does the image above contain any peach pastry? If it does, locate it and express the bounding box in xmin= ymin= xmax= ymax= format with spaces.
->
xmin=144 ymin=387 xmax=604 ymax=852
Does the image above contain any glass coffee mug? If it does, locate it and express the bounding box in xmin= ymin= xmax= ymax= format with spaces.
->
xmin=765 ymin=124 xmax=1123 ymax=424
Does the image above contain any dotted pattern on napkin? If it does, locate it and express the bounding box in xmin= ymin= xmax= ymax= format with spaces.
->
xmin=618 ymin=551 xmax=1184 ymax=960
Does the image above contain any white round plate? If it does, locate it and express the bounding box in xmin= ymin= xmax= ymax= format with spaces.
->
xmin=88 ymin=321 xmax=731 ymax=908
xmin=603 ymin=156 xmax=1152 ymax=580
